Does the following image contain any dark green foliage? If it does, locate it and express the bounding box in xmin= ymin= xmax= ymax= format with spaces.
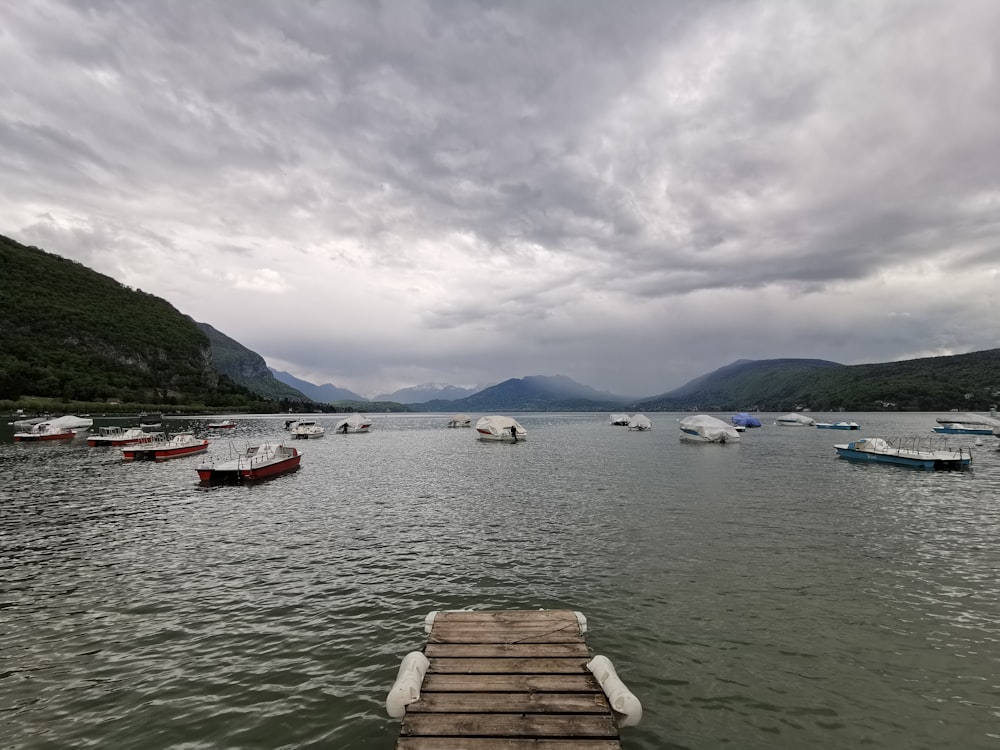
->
xmin=195 ymin=321 xmax=311 ymax=402
xmin=0 ymin=234 xmax=267 ymax=408
xmin=637 ymin=350 xmax=1000 ymax=411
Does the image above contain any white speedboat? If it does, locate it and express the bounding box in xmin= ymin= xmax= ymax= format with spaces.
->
xmin=775 ymin=413 xmax=816 ymax=427
xmin=679 ymin=415 xmax=741 ymax=443
xmin=291 ymin=420 xmax=325 ymax=439
xmin=609 ymin=413 xmax=630 ymax=426
xmin=447 ymin=414 xmax=472 ymax=428
xmin=13 ymin=415 xmax=93 ymax=442
xmin=627 ymin=414 xmax=652 ymax=431
xmin=475 ymin=416 xmax=526 ymax=442
xmin=335 ymin=413 xmax=372 ymax=433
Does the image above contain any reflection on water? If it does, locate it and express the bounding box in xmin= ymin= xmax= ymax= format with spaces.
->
xmin=1 ymin=412 xmax=999 ymax=748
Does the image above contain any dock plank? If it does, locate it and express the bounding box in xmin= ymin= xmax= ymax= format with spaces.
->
xmin=422 ymin=673 xmax=601 ymax=692
xmin=397 ymin=740 xmax=622 ymax=750
xmin=393 ymin=610 xmax=626 ymax=749
xmin=409 ymin=691 xmax=611 ymax=713
xmin=428 ymin=656 xmax=591 ymax=674
xmin=424 ymin=642 xmax=590 ymax=658
xmin=401 ymin=713 xmax=620 ymax=737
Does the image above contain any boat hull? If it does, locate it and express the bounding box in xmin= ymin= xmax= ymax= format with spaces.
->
xmin=932 ymin=426 xmax=992 ymax=435
xmin=835 ymin=439 xmax=972 ymax=470
xmin=89 ymin=434 xmax=157 ymax=447
xmin=476 ymin=431 xmax=525 ymax=442
xmin=14 ymin=431 xmax=75 ymax=442
xmin=197 ymin=446 xmax=301 ymax=484
xmin=197 ymin=456 xmax=300 ymax=483
xmin=123 ymin=439 xmax=209 ymax=461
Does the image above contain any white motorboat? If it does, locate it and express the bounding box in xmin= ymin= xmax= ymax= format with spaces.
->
xmin=627 ymin=414 xmax=652 ymax=431
xmin=291 ymin=420 xmax=325 ymax=439
xmin=13 ymin=415 xmax=93 ymax=442
xmin=679 ymin=415 xmax=741 ymax=443
xmin=447 ymin=414 xmax=472 ymax=428
xmin=475 ymin=416 xmax=526 ymax=442
xmin=775 ymin=413 xmax=816 ymax=427
xmin=335 ymin=413 xmax=372 ymax=433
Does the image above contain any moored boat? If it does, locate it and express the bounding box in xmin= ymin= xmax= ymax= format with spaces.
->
xmin=731 ymin=412 xmax=762 ymax=429
xmin=123 ymin=433 xmax=209 ymax=461
xmin=290 ymin=420 xmax=325 ymax=439
xmin=775 ymin=413 xmax=816 ymax=427
xmin=197 ymin=442 xmax=301 ymax=483
xmin=13 ymin=415 xmax=93 ymax=442
xmin=932 ymin=413 xmax=1000 ymax=435
xmin=475 ymin=415 xmax=526 ymax=442
xmin=627 ymin=414 xmax=652 ymax=431
xmin=88 ymin=426 xmax=157 ymax=447
xmin=335 ymin=413 xmax=372 ymax=434
xmin=609 ymin=413 xmax=630 ymax=426
xmin=835 ymin=437 xmax=972 ymax=470
xmin=680 ymin=414 xmax=741 ymax=443
xmin=815 ymin=421 xmax=860 ymax=430
xmin=447 ymin=414 xmax=472 ymax=428
xmin=207 ymin=419 xmax=237 ymax=429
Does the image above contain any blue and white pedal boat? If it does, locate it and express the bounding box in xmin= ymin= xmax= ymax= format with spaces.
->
xmin=835 ymin=437 xmax=972 ymax=470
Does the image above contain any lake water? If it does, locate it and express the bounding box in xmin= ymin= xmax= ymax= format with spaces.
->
xmin=2 ymin=412 xmax=999 ymax=749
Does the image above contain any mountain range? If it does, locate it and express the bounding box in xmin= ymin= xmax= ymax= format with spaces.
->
xmin=269 ymin=368 xmax=366 ymax=403
xmin=3 ymin=232 xmax=998 ymax=413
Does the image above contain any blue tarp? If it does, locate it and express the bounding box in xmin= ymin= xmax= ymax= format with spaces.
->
xmin=731 ymin=412 xmax=762 ymax=428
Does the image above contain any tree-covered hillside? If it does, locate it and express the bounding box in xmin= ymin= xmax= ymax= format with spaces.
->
xmin=0 ymin=234 xmax=264 ymax=407
xmin=637 ymin=350 xmax=1000 ymax=412
xmin=196 ymin=322 xmax=310 ymax=402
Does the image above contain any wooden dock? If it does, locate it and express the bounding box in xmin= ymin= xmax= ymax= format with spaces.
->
xmin=393 ymin=609 xmax=627 ymax=750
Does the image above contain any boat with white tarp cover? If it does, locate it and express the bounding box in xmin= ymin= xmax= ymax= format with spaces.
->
xmin=680 ymin=414 xmax=742 ymax=443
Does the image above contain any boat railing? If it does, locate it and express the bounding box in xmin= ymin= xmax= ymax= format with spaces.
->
xmin=879 ymin=436 xmax=973 ymax=459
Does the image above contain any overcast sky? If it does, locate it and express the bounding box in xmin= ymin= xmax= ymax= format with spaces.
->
xmin=3 ymin=1 xmax=999 ymax=398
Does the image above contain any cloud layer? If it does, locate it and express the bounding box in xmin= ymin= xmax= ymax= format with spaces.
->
xmin=3 ymin=0 xmax=998 ymax=397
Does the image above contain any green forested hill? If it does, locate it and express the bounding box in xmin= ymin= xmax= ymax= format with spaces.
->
xmin=196 ymin=322 xmax=310 ymax=402
xmin=636 ymin=350 xmax=1000 ymax=412
xmin=0 ymin=234 xmax=264 ymax=408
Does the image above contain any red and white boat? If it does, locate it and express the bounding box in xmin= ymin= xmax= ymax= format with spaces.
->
xmin=123 ymin=433 xmax=209 ymax=462
xmin=88 ymin=426 xmax=157 ymax=447
xmin=14 ymin=415 xmax=93 ymax=442
xmin=196 ymin=442 xmax=301 ymax=483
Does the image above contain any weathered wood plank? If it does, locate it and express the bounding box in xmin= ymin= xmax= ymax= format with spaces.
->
xmin=429 ymin=625 xmax=584 ymax=644
xmin=422 ymin=673 xmax=600 ymax=692
xmin=401 ymin=713 xmax=620 ymax=738
xmin=425 ymin=642 xmax=590 ymax=658
xmin=393 ymin=611 xmax=624 ymax=750
xmin=432 ymin=610 xmax=579 ymax=624
xmin=409 ymin=692 xmax=611 ymax=714
xmin=397 ymin=739 xmax=622 ymax=750
xmin=428 ymin=656 xmax=590 ymax=674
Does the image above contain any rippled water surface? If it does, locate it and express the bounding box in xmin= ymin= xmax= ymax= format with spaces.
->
xmin=2 ymin=412 xmax=999 ymax=749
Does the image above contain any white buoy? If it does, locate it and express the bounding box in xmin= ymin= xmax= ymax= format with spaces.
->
xmin=385 ymin=651 xmax=430 ymax=718
xmin=586 ymin=654 xmax=643 ymax=727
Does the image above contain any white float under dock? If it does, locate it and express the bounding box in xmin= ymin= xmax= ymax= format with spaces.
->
xmin=387 ymin=609 xmax=641 ymax=749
